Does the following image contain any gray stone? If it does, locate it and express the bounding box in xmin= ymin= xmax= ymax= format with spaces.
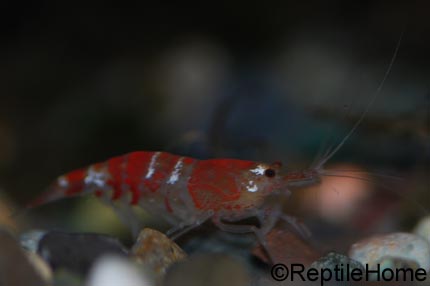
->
xmin=38 ymin=231 xmax=128 ymax=276
xmin=20 ymin=229 xmax=46 ymax=253
xmin=310 ymin=251 xmax=364 ymax=275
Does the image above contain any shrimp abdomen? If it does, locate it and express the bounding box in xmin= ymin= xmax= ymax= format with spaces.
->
xmin=25 ymin=167 xmax=88 ymax=209
xmin=26 ymin=151 xmax=195 ymax=209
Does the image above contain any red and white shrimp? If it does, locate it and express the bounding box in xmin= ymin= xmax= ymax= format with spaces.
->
xmin=26 ymin=151 xmax=318 ymax=255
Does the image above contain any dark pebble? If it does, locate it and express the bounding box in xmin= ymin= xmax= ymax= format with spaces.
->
xmin=310 ymin=251 xmax=364 ymax=273
xmin=37 ymin=231 xmax=128 ymax=276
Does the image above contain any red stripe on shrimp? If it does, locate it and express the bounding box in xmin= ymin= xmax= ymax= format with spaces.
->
xmin=126 ymin=152 xmax=154 ymax=204
xmin=64 ymin=168 xmax=87 ymax=195
xmin=107 ymin=156 xmax=127 ymax=200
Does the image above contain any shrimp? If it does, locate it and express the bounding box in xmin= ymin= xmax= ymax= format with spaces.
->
xmin=26 ymin=151 xmax=318 ymax=258
xmin=26 ymin=30 xmax=404 ymax=264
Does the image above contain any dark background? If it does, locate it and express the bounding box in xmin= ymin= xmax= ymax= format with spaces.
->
xmin=0 ymin=0 xmax=429 ymax=236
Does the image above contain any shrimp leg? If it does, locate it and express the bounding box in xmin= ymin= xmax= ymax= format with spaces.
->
xmin=278 ymin=214 xmax=311 ymax=239
xmin=256 ymin=203 xmax=311 ymax=239
xmin=167 ymin=211 xmax=214 ymax=240
xmin=212 ymin=215 xmax=275 ymax=263
xmin=255 ymin=194 xmax=311 ymax=239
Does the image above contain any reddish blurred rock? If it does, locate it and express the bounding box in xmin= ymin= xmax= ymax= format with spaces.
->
xmin=252 ymin=227 xmax=320 ymax=266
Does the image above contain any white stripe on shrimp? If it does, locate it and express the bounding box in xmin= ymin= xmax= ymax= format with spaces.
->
xmin=167 ymin=158 xmax=184 ymax=185
xmin=145 ymin=152 xmax=160 ymax=179
xmin=250 ymin=165 xmax=266 ymax=176
xmin=84 ymin=167 xmax=107 ymax=188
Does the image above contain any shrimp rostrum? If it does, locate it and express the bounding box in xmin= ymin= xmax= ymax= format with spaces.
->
xmin=27 ymin=151 xmax=320 ymax=260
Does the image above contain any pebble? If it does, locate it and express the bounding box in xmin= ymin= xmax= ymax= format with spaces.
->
xmin=414 ymin=215 xmax=430 ymax=243
xmin=164 ymin=253 xmax=249 ymax=286
xmin=0 ymin=229 xmax=45 ymax=286
xmin=310 ymin=251 xmax=364 ymax=276
xmin=25 ymin=251 xmax=53 ymax=282
xmin=38 ymin=231 xmax=128 ymax=276
xmin=378 ymin=256 xmax=419 ymax=271
xmin=87 ymin=255 xmax=152 ymax=286
xmin=131 ymin=228 xmax=186 ymax=283
xmin=349 ymin=232 xmax=430 ymax=271
xmin=20 ymin=229 xmax=46 ymax=252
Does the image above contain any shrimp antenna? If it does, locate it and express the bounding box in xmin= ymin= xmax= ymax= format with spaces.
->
xmin=320 ymin=169 xmax=403 ymax=181
xmin=315 ymin=28 xmax=405 ymax=170
xmin=320 ymin=173 xmax=429 ymax=216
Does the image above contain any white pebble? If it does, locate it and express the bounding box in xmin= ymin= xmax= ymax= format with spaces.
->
xmin=349 ymin=232 xmax=430 ymax=271
xmin=86 ymin=255 xmax=152 ymax=286
xmin=414 ymin=216 xmax=430 ymax=243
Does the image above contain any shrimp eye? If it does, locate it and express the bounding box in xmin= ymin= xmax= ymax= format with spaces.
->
xmin=264 ymin=168 xmax=276 ymax=178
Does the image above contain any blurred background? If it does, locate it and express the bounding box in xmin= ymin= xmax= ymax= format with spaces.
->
xmin=0 ymin=0 xmax=429 ymax=251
